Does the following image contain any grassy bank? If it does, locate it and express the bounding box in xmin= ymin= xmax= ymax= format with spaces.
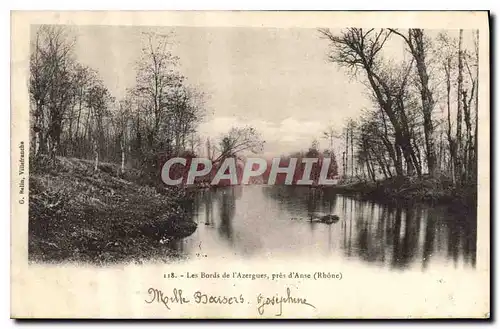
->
xmin=330 ymin=176 xmax=477 ymax=212
xmin=29 ymin=156 xmax=197 ymax=264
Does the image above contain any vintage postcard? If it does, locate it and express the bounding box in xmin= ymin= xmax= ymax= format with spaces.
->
xmin=10 ymin=11 xmax=490 ymax=319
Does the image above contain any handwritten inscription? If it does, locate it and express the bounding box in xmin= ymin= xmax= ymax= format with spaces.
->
xmin=256 ymin=287 xmax=316 ymax=316
xmin=144 ymin=288 xmax=190 ymax=310
xmin=147 ymin=271 xmax=339 ymax=315
xmin=145 ymin=288 xmax=245 ymax=310
xmin=145 ymin=287 xmax=315 ymax=316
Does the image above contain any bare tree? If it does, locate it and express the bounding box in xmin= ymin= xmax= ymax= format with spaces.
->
xmin=322 ymin=125 xmax=340 ymax=152
xmin=473 ymin=30 xmax=479 ymax=182
xmin=389 ymin=29 xmax=437 ymax=176
xmin=214 ymin=127 xmax=265 ymax=163
xmin=112 ymin=99 xmax=133 ymax=174
xmin=30 ymin=25 xmax=77 ymax=159
xmin=319 ymin=28 xmax=419 ymax=177
xmin=455 ymin=29 xmax=464 ymax=185
xmin=134 ymin=32 xmax=180 ymax=149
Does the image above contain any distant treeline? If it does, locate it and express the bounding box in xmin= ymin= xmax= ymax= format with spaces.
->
xmin=162 ymin=143 xmax=338 ymax=187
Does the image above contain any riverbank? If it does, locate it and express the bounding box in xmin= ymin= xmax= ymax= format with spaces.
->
xmin=329 ymin=176 xmax=477 ymax=212
xmin=29 ymin=156 xmax=197 ymax=264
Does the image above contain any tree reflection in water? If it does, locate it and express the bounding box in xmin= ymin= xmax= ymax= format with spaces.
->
xmin=192 ymin=187 xmax=242 ymax=246
xmin=217 ymin=188 xmax=236 ymax=244
xmin=263 ymin=186 xmax=476 ymax=270
xmin=181 ymin=186 xmax=477 ymax=270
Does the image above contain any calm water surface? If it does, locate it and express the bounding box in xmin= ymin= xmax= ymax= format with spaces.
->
xmin=170 ymin=186 xmax=476 ymax=271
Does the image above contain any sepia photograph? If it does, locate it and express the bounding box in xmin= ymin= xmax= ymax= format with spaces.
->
xmin=10 ymin=11 xmax=490 ymax=319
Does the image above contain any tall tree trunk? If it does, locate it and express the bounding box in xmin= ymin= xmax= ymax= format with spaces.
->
xmin=410 ymin=29 xmax=437 ymax=177
xmin=445 ymin=58 xmax=456 ymax=186
xmin=376 ymin=152 xmax=389 ymax=179
xmin=379 ymin=109 xmax=398 ymax=174
xmin=366 ymin=156 xmax=376 ymax=182
xmin=473 ymin=29 xmax=479 ymax=184
xmin=394 ymin=142 xmax=403 ymax=177
xmin=74 ymin=87 xmax=83 ymax=155
xmin=33 ymin=101 xmax=44 ymax=156
xmin=389 ymin=29 xmax=435 ymax=177
xmin=206 ymin=138 xmax=212 ymax=160
xmin=93 ymin=139 xmax=99 ymax=171
xmin=120 ymin=137 xmax=126 ymax=174
xmin=395 ymin=132 xmax=416 ymax=176
xmin=463 ymin=88 xmax=474 ymax=184
xmin=342 ymin=151 xmax=346 ymax=177
xmin=345 ymin=128 xmax=349 ymax=177
xmin=350 ymin=127 xmax=354 ymax=177
xmin=455 ymin=29 xmax=464 ymax=185
xmin=384 ymin=156 xmax=393 ymax=178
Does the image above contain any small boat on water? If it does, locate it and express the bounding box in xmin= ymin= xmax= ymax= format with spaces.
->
xmin=319 ymin=214 xmax=340 ymax=224
xmin=309 ymin=214 xmax=340 ymax=225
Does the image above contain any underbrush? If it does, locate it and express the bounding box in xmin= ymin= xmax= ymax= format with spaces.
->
xmin=332 ymin=175 xmax=476 ymax=212
xmin=28 ymin=156 xmax=197 ymax=264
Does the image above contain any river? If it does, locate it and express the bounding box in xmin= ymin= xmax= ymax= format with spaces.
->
xmin=169 ymin=185 xmax=476 ymax=272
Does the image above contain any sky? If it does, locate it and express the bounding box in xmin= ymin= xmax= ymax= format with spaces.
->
xmin=68 ymin=26 xmax=474 ymax=158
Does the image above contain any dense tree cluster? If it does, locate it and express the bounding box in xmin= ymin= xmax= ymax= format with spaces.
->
xmin=319 ymin=28 xmax=479 ymax=187
xmin=29 ymin=26 xmax=207 ymax=175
